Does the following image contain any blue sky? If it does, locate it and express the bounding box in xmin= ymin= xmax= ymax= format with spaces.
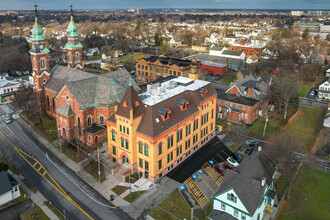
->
xmin=0 ymin=0 xmax=329 ymax=10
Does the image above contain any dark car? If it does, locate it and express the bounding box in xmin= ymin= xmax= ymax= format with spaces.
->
xmin=245 ymin=147 xmax=253 ymax=155
xmin=232 ymin=152 xmax=243 ymax=163
xmin=214 ymin=164 xmax=225 ymax=176
xmin=224 ymin=163 xmax=235 ymax=170
xmin=246 ymin=139 xmax=259 ymax=147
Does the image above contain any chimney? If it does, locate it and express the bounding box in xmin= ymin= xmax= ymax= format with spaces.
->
xmin=233 ymin=79 xmax=236 ymax=83
xmin=248 ymin=87 xmax=252 ymax=96
xmin=168 ymin=59 xmax=173 ymax=65
xmin=256 ymin=83 xmax=259 ymax=88
xmin=261 ymin=177 xmax=266 ymax=187
xmin=240 ymin=39 xmax=245 ymax=45
xmin=266 ymin=80 xmax=269 ymax=87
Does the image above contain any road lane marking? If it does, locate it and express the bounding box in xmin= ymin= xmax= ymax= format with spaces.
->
xmin=46 ymin=152 xmax=116 ymax=209
xmin=0 ymin=129 xmax=94 ymax=220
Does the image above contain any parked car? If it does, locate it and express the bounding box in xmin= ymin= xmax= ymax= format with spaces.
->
xmin=214 ymin=164 xmax=225 ymax=176
xmin=226 ymin=157 xmax=239 ymax=167
xmin=245 ymin=147 xmax=253 ymax=155
xmin=224 ymin=163 xmax=235 ymax=170
xmin=3 ymin=117 xmax=12 ymax=124
xmin=246 ymin=139 xmax=259 ymax=146
xmin=232 ymin=152 xmax=243 ymax=163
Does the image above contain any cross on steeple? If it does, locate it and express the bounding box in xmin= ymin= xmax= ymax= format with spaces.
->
xmin=34 ymin=4 xmax=38 ymax=17
xmin=70 ymin=4 xmax=73 ymax=16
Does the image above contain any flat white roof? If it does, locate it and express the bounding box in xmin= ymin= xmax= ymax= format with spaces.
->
xmin=139 ymin=76 xmax=209 ymax=106
xmin=230 ymin=43 xmax=263 ymax=49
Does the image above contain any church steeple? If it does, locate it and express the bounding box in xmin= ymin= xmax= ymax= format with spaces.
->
xmin=30 ymin=4 xmax=50 ymax=93
xmin=64 ymin=5 xmax=83 ymax=70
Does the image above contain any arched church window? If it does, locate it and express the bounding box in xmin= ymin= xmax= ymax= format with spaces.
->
xmin=68 ymin=52 xmax=72 ymax=63
xmin=75 ymin=52 xmax=80 ymax=64
xmin=40 ymin=58 xmax=46 ymax=69
xmin=33 ymin=58 xmax=37 ymax=70
xmin=87 ymin=116 xmax=92 ymax=126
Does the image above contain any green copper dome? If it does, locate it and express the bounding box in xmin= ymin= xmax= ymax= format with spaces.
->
xmin=31 ymin=17 xmax=45 ymax=41
xmin=67 ymin=16 xmax=79 ymax=37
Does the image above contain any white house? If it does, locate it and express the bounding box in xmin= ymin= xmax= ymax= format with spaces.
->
xmin=0 ymin=79 xmax=20 ymax=103
xmin=318 ymin=78 xmax=330 ymax=100
xmin=209 ymin=46 xmax=245 ymax=61
xmin=0 ymin=171 xmax=21 ymax=206
xmin=208 ymin=155 xmax=276 ymax=220
xmin=169 ymin=37 xmax=182 ymax=47
xmin=326 ymin=68 xmax=330 ymax=77
xmin=209 ymin=45 xmax=226 ymax=56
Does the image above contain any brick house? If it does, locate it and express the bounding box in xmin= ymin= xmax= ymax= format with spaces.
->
xmin=217 ymin=76 xmax=270 ymax=124
xmin=229 ymin=40 xmax=264 ymax=59
xmin=30 ymin=8 xmax=138 ymax=146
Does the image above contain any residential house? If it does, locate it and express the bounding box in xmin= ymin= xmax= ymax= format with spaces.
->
xmin=0 ymin=79 xmax=20 ymax=103
xmin=246 ymin=54 xmax=259 ymax=64
xmin=169 ymin=37 xmax=182 ymax=47
xmin=326 ymin=68 xmax=330 ymax=77
xmin=229 ymin=39 xmax=264 ymax=58
xmin=318 ymin=78 xmax=330 ymax=100
xmin=209 ymin=46 xmax=226 ymax=56
xmin=208 ymin=155 xmax=277 ymax=220
xmin=0 ymin=171 xmax=21 ymax=206
xmin=217 ymin=75 xmax=270 ymax=124
xmin=84 ymin=47 xmax=101 ymax=57
xmin=106 ymin=77 xmax=217 ymax=182
xmin=236 ymin=68 xmax=256 ymax=80
xmin=136 ymin=56 xmax=201 ymax=84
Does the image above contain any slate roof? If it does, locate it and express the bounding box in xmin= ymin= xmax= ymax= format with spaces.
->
xmin=222 ymin=50 xmax=243 ymax=56
xmin=240 ymin=68 xmax=256 ymax=78
xmin=214 ymin=155 xmax=273 ymax=216
xmin=208 ymin=210 xmax=237 ymax=220
xmin=228 ymin=75 xmax=268 ymax=100
xmin=56 ymin=102 xmax=75 ymax=117
xmin=0 ymin=171 xmax=19 ymax=195
xmin=136 ymin=83 xmax=215 ymax=138
xmin=218 ymin=93 xmax=259 ymax=107
xmin=210 ymin=46 xmax=224 ymax=51
xmin=142 ymin=56 xmax=197 ymax=67
xmin=45 ymin=65 xmax=94 ymax=92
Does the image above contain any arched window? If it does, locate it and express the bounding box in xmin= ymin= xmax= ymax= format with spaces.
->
xmin=158 ymin=142 xmax=162 ymax=155
xmin=75 ymin=52 xmax=80 ymax=64
xmin=33 ymin=58 xmax=37 ymax=70
xmin=99 ymin=115 xmax=104 ymax=124
xmin=52 ymin=98 xmax=56 ymax=113
xmin=87 ymin=116 xmax=92 ymax=126
xmin=62 ymin=127 xmax=66 ymax=138
xmin=46 ymin=95 xmax=50 ymax=111
xmin=77 ymin=117 xmax=81 ymax=136
xmin=144 ymin=144 xmax=149 ymax=156
xmin=68 ymin=52 xmax=72 ymax=63
xmin=40 ymin=58 xmax=46 ymax=69
xmin=138 ymin=141 xmax=143 ymax=153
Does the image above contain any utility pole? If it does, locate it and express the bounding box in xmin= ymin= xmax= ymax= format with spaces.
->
xmin=58 ymin=126 xmax=62 ymax=152
xmin=97 ymin=146 xmax=101 ymax=183
xmin=263 ymin=106 xmax=269 ymax=138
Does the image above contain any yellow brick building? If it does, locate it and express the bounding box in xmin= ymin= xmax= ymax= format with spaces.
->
xmin=136 ymin=56 xmax=201 ymax=84
xmin=106 ymin=77 xmax=217 ymax=182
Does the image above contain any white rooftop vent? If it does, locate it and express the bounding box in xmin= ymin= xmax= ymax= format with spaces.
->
xmin=155 ymin=118 xmax=160 ymax=123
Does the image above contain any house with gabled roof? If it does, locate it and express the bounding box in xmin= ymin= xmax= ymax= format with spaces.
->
xmin=0 ymin=171 xmax=21 ymax=206
xmin=318 ymin=78 xmax=330 ymax=100
xmin=208 ymin=155 xmax=277 ymax=220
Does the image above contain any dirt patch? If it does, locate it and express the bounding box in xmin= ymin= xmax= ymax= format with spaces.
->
xmin=284 ymin=109 xmax=304 ymax=129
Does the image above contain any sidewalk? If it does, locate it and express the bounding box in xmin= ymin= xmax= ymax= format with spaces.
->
xmin=15 ymin=115 xmax=129 ymax=207
xmin=8 ymin=171 xmax=60 ymax=220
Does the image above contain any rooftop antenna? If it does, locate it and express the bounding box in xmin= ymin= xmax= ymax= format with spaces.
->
xmin=70 ymin=4 xmax=73 ymax=16
xmin=34 ymin=4 xmax=38 ymax=17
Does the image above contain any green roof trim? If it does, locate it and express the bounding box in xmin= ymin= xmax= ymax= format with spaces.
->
xmin=67 ymin=16 xmax=79 ymax=37
xmin=210 ymin=46 xmax=224 ymax=51
xmin=31 ymin=17 xmax=45 ymax=41
xmin=40 ymin=47 xmax=50 ymax=53
xmin=64 ymin=42 xmax=83 ymax=49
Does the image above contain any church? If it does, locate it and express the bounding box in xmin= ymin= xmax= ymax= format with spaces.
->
xmin=30 ymin=6 xmax=139 ymax=146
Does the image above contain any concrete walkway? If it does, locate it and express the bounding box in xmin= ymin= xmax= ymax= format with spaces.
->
xmin=8 ymin=171 xmax=60 ymax=220
xmin=14 ymin=115 xmax=129 ymax=207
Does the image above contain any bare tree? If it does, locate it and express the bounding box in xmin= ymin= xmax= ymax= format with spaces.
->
xmin=270 ymin=76 xmax=299 ymax=120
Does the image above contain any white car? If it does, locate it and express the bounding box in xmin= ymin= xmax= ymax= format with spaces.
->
xmin=226 ymin=157 xmax=239 ymax=167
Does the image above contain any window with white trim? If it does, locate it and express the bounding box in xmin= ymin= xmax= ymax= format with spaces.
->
xmin=221 ymin=203 xmax=226 ymax=210
xmin=75 ymin=52 xmax=80 ymax=63
xmin=68 ymin=52 xmax=72 ymax=63
xmin=227 ymin=193 xmax=237 ymax=203
xmin=87 ymin=116 xmax=92 ymax=126
xmin=234 ymin=210 xmax=238 ymax=217
xmin=99 ymin=115 xmax=104 ymax=124
xmin=40 ymin=58 xmax=46 ymax=69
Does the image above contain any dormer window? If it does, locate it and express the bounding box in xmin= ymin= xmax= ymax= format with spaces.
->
xmin=123 ymin=101 xmax=127 ymax=107
xmin=177 ymin=98 xmax=189 ymax=111
xmin=158 ymin=107 xmax=171 ymax=121
xmin=198 ymin=88 xmax=207 ymax=96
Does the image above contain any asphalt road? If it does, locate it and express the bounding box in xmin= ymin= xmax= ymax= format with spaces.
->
xmin=0 ymin=104 xmax=132 ymax=220
xmin=166 ymin=136 xmax=233 ymax=183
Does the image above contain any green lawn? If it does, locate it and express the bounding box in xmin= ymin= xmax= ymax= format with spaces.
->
xmin=20 ymin=206 xmax=50 ymax=220
xmin=278 ymin=165 xmax=330 ymax=220
xmin=125 ymin=173 xmax=139 ymax=183
xmin=216 ymin=119 xmax=227 ymax=126
xmin=298 ymin=85 xmax=311 ymax=97
xmin=111 ymin=185 xmax=129 ymax=196
xmin=149 ymin=190 xmax=191 ymax=220
xmin=119 ymin=54 xmax=146 ymax=64
xmin=228 ymin=143 xmax=240 ymax=152
xmin=218 ymin=74 xmax=236 ymax=85
xmin=248 ymin=113 xmax=283 ymax=139
xmin=61 ymin=143 xmax=85 ymax=163
xmin=123 ymin=191 xmax=145 ymax=203
xmin=21 ymin=111 xmax=58 ymax=143
xmin=275 ymin=171 xmax=293 ymax=199
xmin=284 ymin=106 xmax=324 ymax=151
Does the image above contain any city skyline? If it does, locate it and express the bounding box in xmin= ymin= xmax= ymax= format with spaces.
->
xmin=0 ymin=0 xmax=329 ymax=10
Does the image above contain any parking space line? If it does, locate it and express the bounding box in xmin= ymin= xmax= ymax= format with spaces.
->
xmin=217 ymin=153 xmax=226 ymax=162
xmin=212 ymin=157 xmax=219 ymax=164
xmin=197 ymin=172 xmax=214 ymax=194
xmin=222 ymin=150 xmax=230 ymax=157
